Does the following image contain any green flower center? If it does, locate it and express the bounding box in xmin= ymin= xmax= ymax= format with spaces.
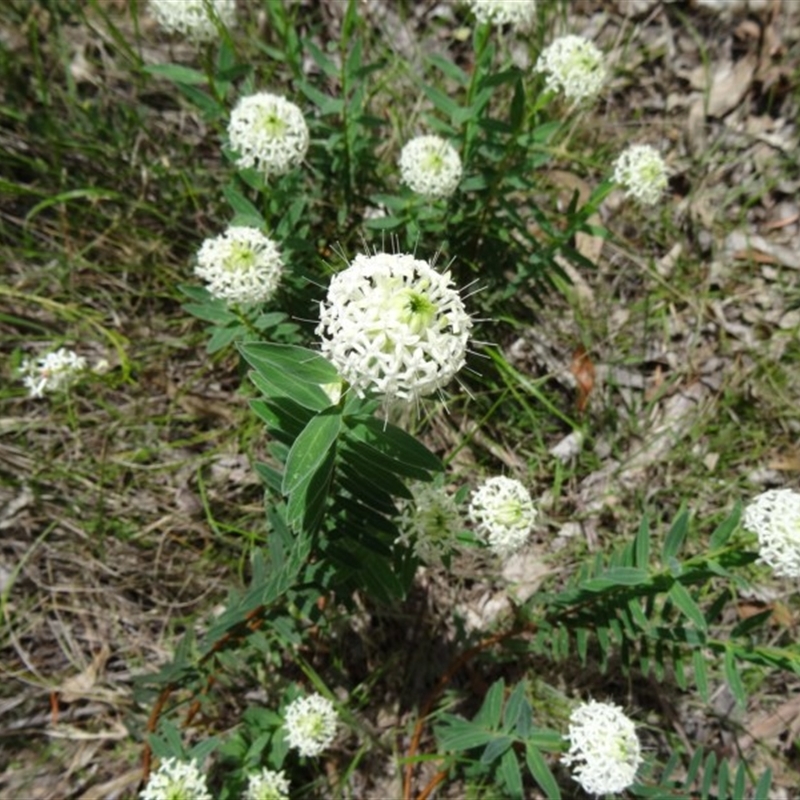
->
xmin=258 ymin=109 xmax=287 ymax=138
xmin=422 ymin=150 xmax=446 ymax=174
xmin=395 ymin=287 xmax=437 ymax=334
xmin=224 ymin=242 xmax=256 ymax=272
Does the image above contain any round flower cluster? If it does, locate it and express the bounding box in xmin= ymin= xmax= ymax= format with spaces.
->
xmin=613 ymin=144 xmax=669 ymax=206
xmin=464 ymin=0 xmax=537 ymax=30
xmin=284 ymin=693 xmax=338 ymax=757
xmin=195 ymin=226 xmax=283 ymax=305
xmin=20 ymin=347 xmax=87 ymax=398
xmin=139 ymin=758 xmax=211 ymax=800
xmin=399 ymin=135 xmax=462 ymax=200
xmin=534 ymin=35 xmax=606 ymax=103
xmin=244 ymin=768 xmax=291 ymax=800
xmin=228 ymin=92 xmax=309 ymax=178
xmin=742 ymin=489 xmax=800 ymax=579
xmin=563 ymin=701 xmax=642 ymax=795
xmin=468 ymin=476 xmax=537 ymax=558
xmin=396 ymin=481 xmax=464 ymax=565
xmin=149 ymin=0 xmax=236 ymax=42
xmin=316 ymin=252 xmax=472 ymax=404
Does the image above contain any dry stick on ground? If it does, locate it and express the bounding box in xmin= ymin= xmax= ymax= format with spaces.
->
xmin=404 ymin=622 xmax=537 ymax=800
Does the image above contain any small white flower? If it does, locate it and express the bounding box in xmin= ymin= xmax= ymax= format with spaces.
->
xmin=534 ymin=35 xmax=606 ymax=103
xmin=19 ymin=348 xmax=87 ymax=398
xmin=464 ymin=0 xmax=537 ymax=30
xmin=149 ymin=0 xmax=236 ymax=42
xmin=743 ymin=489 xmax=800 ymax=579
xmin=399 ymin=136 xmax=462 ymax=200
xmin=244 ymin=768 xmax=290 ymax=800
xmin=316 ymin=251 xmax=472 ymax=404
xmin=397 ymin=482 xmax=464 ymax=565
xmin=139 ymin=757 xmax=211 ymax=800
xmin=468 ymin=476 xmax=536 ymax=558
xmin=613 ymin=144 xmax=669 ymax=206
xmin=284 ymin=693 xmax=338 ymax=757
xmin=195 ymin=226 xmax=283 ymax=305
xmin=228 ymin=92 xmax=309 ymax=178
xmin=563 ymin=700 xmax=642 ymax=795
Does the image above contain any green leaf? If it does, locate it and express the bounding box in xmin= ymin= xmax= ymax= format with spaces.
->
xmin=427 ymin=53 xmax=469 ymax=86
xmin=500 ymin=747 xmax=523 ymax=798
xmin=733 ymin=762 xmax=746 ymax=798
xmin=283 ymin=409 xmax=342 ymax=495
xmin=475 ymin=679 xmax=504 ymax=728
xmin=668 ymin=582 xmax=707 ymax=632
xmin=503 ymin=681 xmax=527 ymax=731
xmin=363 ymin=215 xmax=405 ymax=231
xmin=304 ymin=39 xmax=339 ymax=79
xmin=207 ymin=324 xmax=246 ymax=353
xmin=240 ymin=343 xmax=340 ymax=386
xmin=297 ymin=80 xmax=344 ymax=115
xmin=222 ymin=185 xmax=264 ymax=227
xmin=436 ymin=716 xmax=495 ymax=751
xmin=692 ymin=648 xmax=709 ymax=703
xmin=753 ymin=767 xmax=772 ymax=800
xmin=144 ymin=63 xmax=207 ymax=84
xmin=525 ymin=743 xmax=561 ymax=800
xmin=709 ymin=504 xmax=740 ymax=549
xmin=634 ymin=516 xmax=651 ymax=568
xmin=182 ymin=301 xmax=238 ymax=325
xmin=724 ymin=647 xmax=747 ymax=708
xmin=730 ymin=608 xmax=772 ymax=637
xmin=662 ymin=505 xmax=689 ymax=562
xmin=285 ymin=447 xmax=335 ymax=534
xmin=480 ymin=735 xmax=512 ymax=765
xmin=421 ymin=83 xmax=461 ymax=119
xmin=176 ymin=83 xmax=224 ymax=119
xmin=344 ymin=417 xmax=442 ymax=479
xmin=580 ymin=567 xmax=649 ymax=592
xmin=701 ymin=750 xmax=717 ymax=800
xmin=250 ymin=370 xmax=333 ymax=413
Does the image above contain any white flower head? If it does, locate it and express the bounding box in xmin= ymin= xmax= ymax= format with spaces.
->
xmin=464 ymin=0 xmax=537 ymax=30
xmin=20 ymin=348 xmax=87 ymax=398
xmin=563 ymin=700 xmax=642 ymax=795
xmin=397 ymin=481 xmax=464 ymax=565
xmin=229 ymin=92 xmax=309 ymax=178
xmin=195 ymin=226 xmax=283 ymax=305
xmin=468 ymin=476 xmax=536 ymax=558
xmin=534 ymin=35 xmax=606 ymax=103
xmin=316 ymin=251 xmax=473 ymax=404
xmin=244 ymin=768 xmax=290 ymax=800
xmin=284 ymin=693 xmax=338 ymax=757
xmin=399 ymin=136 xmax=462 ymax=200
xmin=613 ymin=144 xmax=669 ymax=206
xmin=139 ymin=757 xmax=211 ymax=800
xmin=149 ymin=0 xmax=236 ymax=42
xmin=743 ymin=489 xmax=800 ymax=579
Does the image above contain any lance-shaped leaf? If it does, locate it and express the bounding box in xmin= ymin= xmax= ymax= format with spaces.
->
xmin=283 ymin=408 xmax=342 ymax=496
xmin=240 ymin=342 xmax=339 ymax=390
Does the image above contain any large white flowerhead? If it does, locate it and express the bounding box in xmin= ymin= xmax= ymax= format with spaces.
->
xmin=244 ymin=768 xmax=290 ymax=800
xmin=534 ymin=35 xmax=606 ymax=103
xmin=399 ymin=135 xmax=462 ymax=200
xmin=195 ymin=226 xmax=283 ymax=305
xmin=20 ymin=348 xmax=87 ymax=398
xmin=613 ymin=144 xmax=669 ymax=206
xmin=284 ymin=693 xmax=338 ymax=757
xmin=743 ymin=489 xmax=800 ymax=579
xmin=397 ymin=482 xmax=464 ymax=565
xmin=563 ymin=701 xmax=642 ymax=795
xmin=464 ymin=0 xmax=537 ymax=30
xmin=228 ymin=92 xmax=309 ymax=178
xmin=139 ymin=758 xmax=211 ymax=800
xmin=468 ymin=476 xmax=536 ymax=558
xmin=149 ymin=0 xmax=236 ymax=42
xmin=316 ymin=252 xmax=472 ymax=403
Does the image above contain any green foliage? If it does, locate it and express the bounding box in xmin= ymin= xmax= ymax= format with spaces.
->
xmin=13 ymin=0 xmax=796 ymax=797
